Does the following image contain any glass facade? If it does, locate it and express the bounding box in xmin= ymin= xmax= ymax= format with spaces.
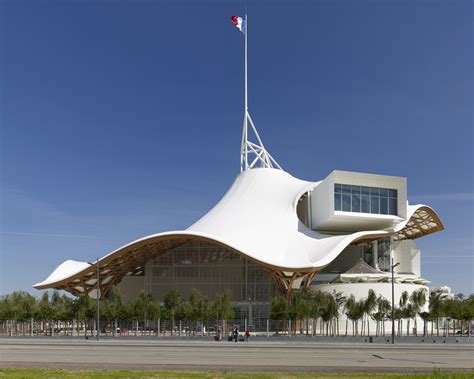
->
xmin=334 ymin=183 xmax=398 ymax=215
xmin=145 ymin=241 xmax=277 ymax=329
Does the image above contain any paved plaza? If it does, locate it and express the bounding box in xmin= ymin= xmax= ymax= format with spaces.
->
xmin=0 ymin=338 xmax=473 ymax=373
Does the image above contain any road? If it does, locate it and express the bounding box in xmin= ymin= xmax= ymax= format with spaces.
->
xmin=0 ymin=338 xmax=473 ymax=373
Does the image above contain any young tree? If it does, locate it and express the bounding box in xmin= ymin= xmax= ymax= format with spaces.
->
xmin=189 ymin=289 xmax=207 ymax=335
xmin=0 ymin=295 xmax=13 ymax=335
xmin=37 ymin=292 xmax=53 ymax=336
xmin=331 ymin=290 xmax=346 ymax=336
xmin=419 ymin=311 xmax=430 ymax=337
xmin=398 ymin=290 xmax=409 ymax=336
xmin=270 ymin=295 xmax=288 ymax=335
xmin=212 ymin=290 xmax=235 ymax=336
xmin=345 ymin=295 xmax=364 ymax=336
xmin=410 ymin=288 xmax=427 ymax=336
xmin=10 ymin=292 xmax=36 ymax=335
xmin=376 ymin=296 xmax=391 ymax=336
xmin=429 ymin=292 xmax=443 ymax=336
xmin=104 ymin=287 xmax=123 ymax=337
xmin=291 ymin=288 xmax=313 ymax=335
xmin=77 ymin=293 xmax=95 ymax=337
xmin=164 ymin=290 xmax=183 ymax=336
xmin=320 ymin=293 xmax=338 ymax=336
xmin=309 ymin=290 xmax=327 ymax=337
xmin=362 ymin=289 xmax=377 ymax=336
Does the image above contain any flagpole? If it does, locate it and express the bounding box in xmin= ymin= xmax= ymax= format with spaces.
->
xmin=244 ymin=13 xmax=248 ymax=171
xmin=241 ymin=13 xmax=249 ymax=172
xmin=245 ymin=13 xmax=248 ymax=114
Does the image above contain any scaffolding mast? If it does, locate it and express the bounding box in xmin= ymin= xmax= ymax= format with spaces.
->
xmin=239 ymin=14 xmax=282 ymax=172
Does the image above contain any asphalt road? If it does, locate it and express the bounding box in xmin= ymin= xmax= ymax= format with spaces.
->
xmin=0 ymin=338 xmax=473 ymax=373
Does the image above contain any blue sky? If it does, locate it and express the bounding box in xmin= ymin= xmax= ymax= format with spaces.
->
xmin=1 ymin=1 xmax=472 ymax=296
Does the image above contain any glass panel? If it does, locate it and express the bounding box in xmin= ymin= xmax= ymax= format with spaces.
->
xmin=389 ymin=198 xmax=398 ymax=215
xmin=335 ymin=183 xmax=341 ymax=193
xmin=380 ymin=197 xmax=388 ymax=214
xmin=361 ymin=186 xmax=370 ymax=195
xmin=341 ymin=184 xmax=351 ymax=194
xmin=380 ymin=188 xmax=388 ymax=197
xmin=370 ymin=187 xmax=380 ymax=196
xmin=388 ymin=189 xmax=397 ymax=198
xmin=351 ymin=185 xmax=361 ymax=194
xmin=361 ymin=195 xmax=370 ymax=213
xmin=351 ymin=194 xmax=361 ymax=212
xmin=363 ymin=244 xmax=373 ymax=266
xmin=146 ymin=240 xmax=277 ymax=332
xmin=370 ymin=196 xmax=379 ymax=214
xmin=342 ymin=194 xmax=351 ymax=211
xmin=378 ymin=237 xmax=391 ymax=271
xmin=335 ymin=193 xmax=342 ymax=211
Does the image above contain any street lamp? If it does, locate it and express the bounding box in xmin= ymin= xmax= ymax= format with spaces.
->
xmin=391 ymin=258 xmax=400 ymax=345
xmin=87 ymin=258 xmax=100 ymax=341
xmin=248 ymin=297 xmax=252 ymax=332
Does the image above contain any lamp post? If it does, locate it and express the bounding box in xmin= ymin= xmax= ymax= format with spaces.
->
xmin=248 ymin=297 xmax=252 ymax=332
xmin=391 ymin=258 xmax=400 ymax=344
xmin=87 ymin=258 xmax=100 ymax=341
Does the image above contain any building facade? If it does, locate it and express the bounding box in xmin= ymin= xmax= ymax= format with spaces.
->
xmin=33 ymin=17 xmax=443 ymax=331
xmin=34 ymin=166 xmax=443 ymax=332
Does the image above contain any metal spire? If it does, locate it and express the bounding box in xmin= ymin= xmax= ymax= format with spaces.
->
xmin=239 ymin=14 xmax=282 ymax=172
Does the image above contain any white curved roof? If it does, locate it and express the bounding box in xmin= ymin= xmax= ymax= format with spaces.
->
xmin=33 ymin=168 xmax=443 ymax=292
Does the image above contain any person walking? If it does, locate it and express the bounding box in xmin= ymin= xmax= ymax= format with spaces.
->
xmin=244 ymin=329 xmax=250 ymax=342
xmin=233 ymin=327 xmax=239 ymax=342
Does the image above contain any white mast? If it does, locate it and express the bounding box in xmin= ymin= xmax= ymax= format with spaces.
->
xmin=239 ymin=13 xmax=282 ymax=172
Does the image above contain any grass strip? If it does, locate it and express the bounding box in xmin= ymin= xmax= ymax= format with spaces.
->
xmin=0 ymin=368 xmax=473 ymax=379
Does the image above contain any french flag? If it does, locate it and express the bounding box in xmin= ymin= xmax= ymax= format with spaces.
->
xmin=231 ymin=15 xmax=246 ymax=34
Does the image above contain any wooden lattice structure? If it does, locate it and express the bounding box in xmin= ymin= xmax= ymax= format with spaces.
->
xmin=34 ymin=206 xmax=443 ymax=299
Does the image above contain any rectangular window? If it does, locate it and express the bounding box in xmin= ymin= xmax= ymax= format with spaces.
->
xmin=380 ymin=197 xmax=388 ymax=214
xmin=341 ymin=184 xmax=351 ymax=194
xmin=335 ymin=183 xmax=398 ymax=216
xmin=351 ymin=194 xmax=361 ymax=212
xmin=361 ymin=195 xmax=370 ymax=213
xmin=351 ymin=185 xmax=361 ymax=194
xmin=335 ymin=193 xmax=342 ymax=211
xmin=342 ymin=193 xmax=351 ymax=211
xmin=370 ymin=196 xmax=379 ymax=213
xmin=370 ymin=187 xmax=380 ymax=196
xmin=389 ymin=198 xmax=398 ymax=215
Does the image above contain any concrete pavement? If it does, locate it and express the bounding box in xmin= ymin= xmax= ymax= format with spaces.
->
xmin=0 ymin=338 xmax=473 ymax=373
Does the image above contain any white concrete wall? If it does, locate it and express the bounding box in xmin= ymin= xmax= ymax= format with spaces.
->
xmin=393 ymin=240 xmax=421 ymax=276
xmin=309 ymin=170 xmax=408 ymax=232
xmin=309 ymin=175 xmax=333 ymax=230
xmin=319 ymin=245 xmax=362 ymax=274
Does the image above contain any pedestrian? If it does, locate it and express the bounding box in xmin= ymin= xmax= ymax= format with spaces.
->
xmin=244 ymin=329 xmax=250 ymax=342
